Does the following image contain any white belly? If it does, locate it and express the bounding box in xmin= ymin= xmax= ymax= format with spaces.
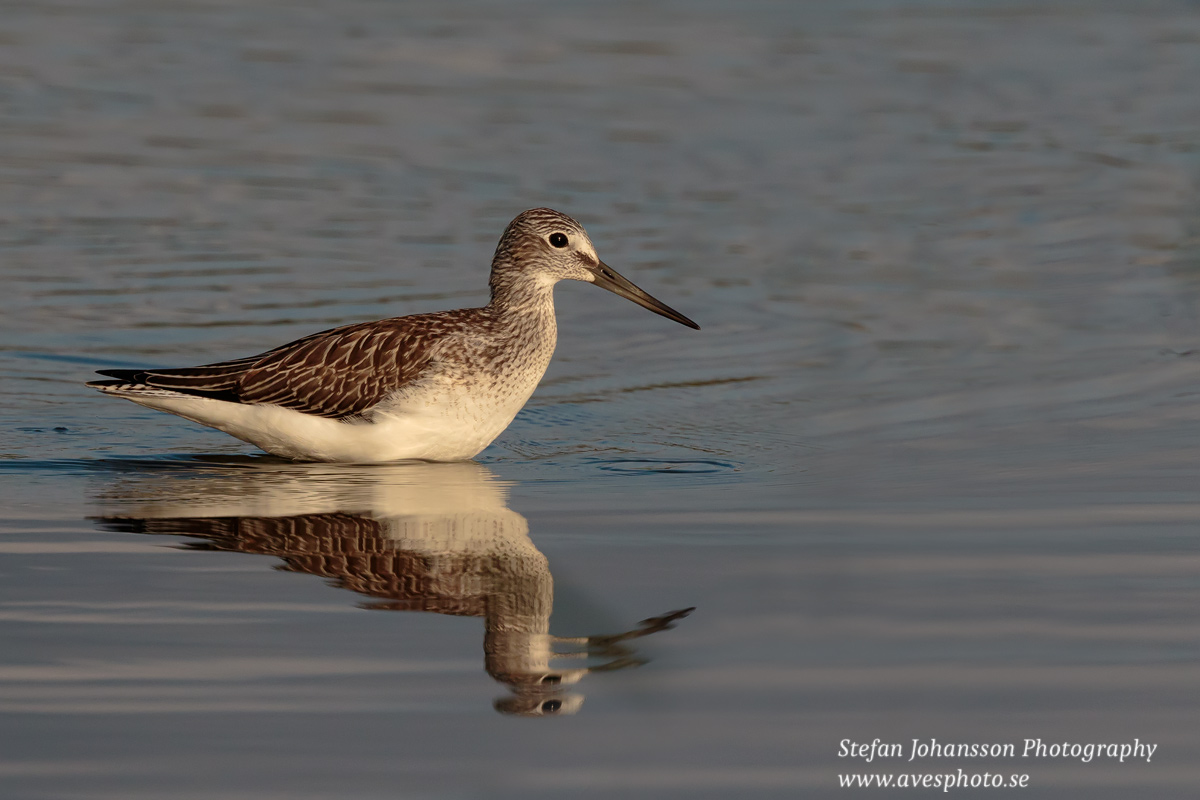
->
xmin=120 ymin=375 xmax=538 ymax=462
xmin=104 ymin=304 xmax=559 ymax=462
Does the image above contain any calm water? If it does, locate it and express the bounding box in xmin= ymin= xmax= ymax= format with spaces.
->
xmin=3 ymin=1 xmax=1200 ymax=797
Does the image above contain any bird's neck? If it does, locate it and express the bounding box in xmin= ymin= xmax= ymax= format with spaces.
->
xmin=487 ymin=264 xmax=558 ymax=320
xmin=480 ymin=267 xmax=559 ymax=387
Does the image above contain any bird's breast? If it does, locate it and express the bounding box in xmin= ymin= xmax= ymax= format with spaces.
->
xmin=361 ymin=321 xmax=557 ymax=460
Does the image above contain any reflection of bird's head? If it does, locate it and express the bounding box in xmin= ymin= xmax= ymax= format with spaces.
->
xmin=493 ymin=692 xmax=585 ymax=717
xmin=484 ymin=660 xmax=591 ymax=690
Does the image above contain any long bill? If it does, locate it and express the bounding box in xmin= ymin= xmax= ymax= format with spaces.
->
xmin=588 ymin=261 xmax=700 ymax=330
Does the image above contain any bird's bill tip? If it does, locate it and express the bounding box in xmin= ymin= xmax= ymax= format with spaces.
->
xmin=589 ymin=261 xmax=700 ymax=330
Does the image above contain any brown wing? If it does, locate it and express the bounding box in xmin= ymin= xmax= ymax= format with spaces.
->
xmin=93 ymin=312 xmax=474 ymax=419
xmin=96 ymin=512 xmax=488 ymax=615
xmin=235 ymin=320 xmax=438 ymax=418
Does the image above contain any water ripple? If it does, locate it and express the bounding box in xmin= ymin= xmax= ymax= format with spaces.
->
xmin=590 ymin=458 xmax=740 ymax=475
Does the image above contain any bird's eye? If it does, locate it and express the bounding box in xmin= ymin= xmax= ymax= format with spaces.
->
xmin=548 ymin=232 xmax=569 ymax=248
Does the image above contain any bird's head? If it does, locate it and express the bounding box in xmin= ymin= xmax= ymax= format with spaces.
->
xmin=490 ymin=207 xmax=700 ymax=330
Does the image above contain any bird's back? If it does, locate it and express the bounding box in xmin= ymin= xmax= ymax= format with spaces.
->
xmin=89 ymin=308 xmax=493 ymax=420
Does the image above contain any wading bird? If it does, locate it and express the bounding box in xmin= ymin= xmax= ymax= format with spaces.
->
xmin=88 ymin=208 xmax=698 ymax=462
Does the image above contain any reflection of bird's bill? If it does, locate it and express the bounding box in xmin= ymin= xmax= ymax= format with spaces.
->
xmin=585 ymin=606 xmax=696 ymax=647
xmin=589 ymin=260 xmax=700 ymax=330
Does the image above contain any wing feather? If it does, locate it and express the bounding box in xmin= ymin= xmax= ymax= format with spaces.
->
xmin=92 ymin=311 xmax=476 ymax=419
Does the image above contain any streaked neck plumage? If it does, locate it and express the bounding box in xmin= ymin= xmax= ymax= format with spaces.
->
xmin=485 ymin=250 xmax=560 ymax=350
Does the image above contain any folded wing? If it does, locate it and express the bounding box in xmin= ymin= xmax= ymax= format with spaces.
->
xmin=91 ymin=315 xmax=453 ymax=419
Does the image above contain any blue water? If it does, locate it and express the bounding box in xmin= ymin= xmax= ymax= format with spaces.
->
xmin=3 ymin=1 xmax=1200 ymax=797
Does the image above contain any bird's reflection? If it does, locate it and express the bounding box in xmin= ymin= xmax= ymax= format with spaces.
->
xmin=90 ymin=459 xmax=691 ymax=716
